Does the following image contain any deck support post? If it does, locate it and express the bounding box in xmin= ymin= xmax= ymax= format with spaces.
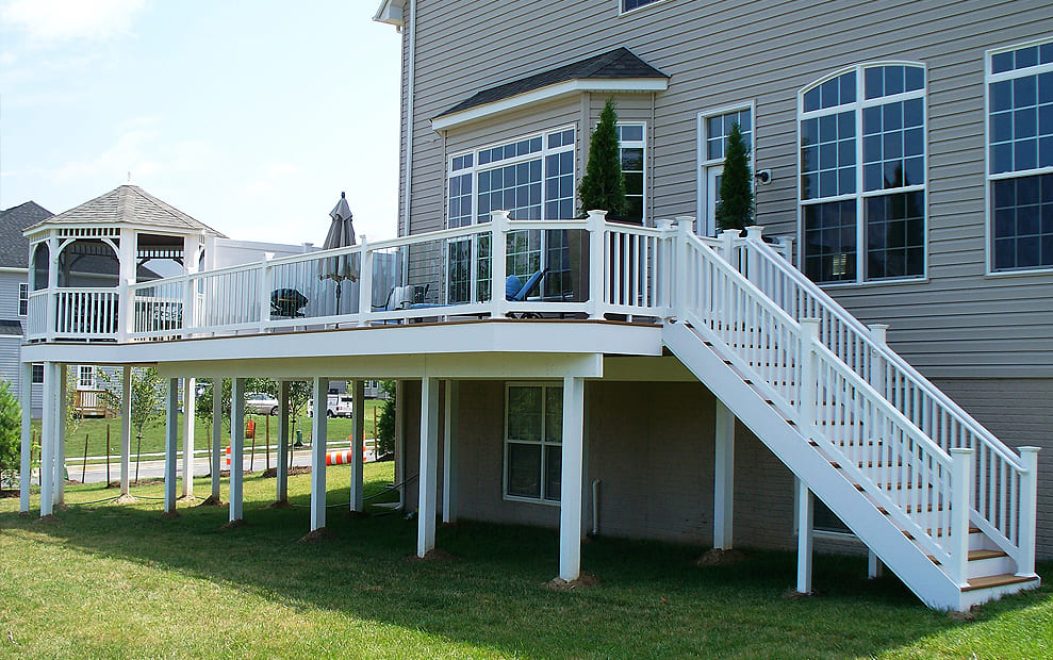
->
xmin=211 ymin=378 xmax=223 ymax=502
xmin=796 ymin=479 xmax=814 ymax=594
xmin=276 ymin=380 xmax=290 ymax=504
xmin=55 ymin=364 xmax=66 ymax=506
xmin=350 ymin=379 xmax=365 ymax=512
xmin=713 ymin=399 xmax=735 ymax=550
xmin=309 ymin=377 xmax=329 ymax=532
xmin=18 ymin=362 xmax=33 ymax=513
xmin=950 ymin=448 xmax=974 ymax=587
xmin=120 ymin=365 xmax=132 ymax=498
xmin=229 ymin=378 xmax=246 ymax=523
xmin=442 ymin=380 xmax=458 ymax=524
xmin=559 ymin=376 xmax=586 ymax=582
xmin=867 ymin=550 xmax=883 ymax=579
xmin=181 ymin=378 xmax=196 ymax=498
xmin=163 ymin=377 xmax=179 ymax=514
xmin=417 ymin=378 xmax=440 ymax=557
xmin=39 ymin=363 xmax=56 ymax=516
xmin=1017 ymin=447 xmax=1041 ymax=577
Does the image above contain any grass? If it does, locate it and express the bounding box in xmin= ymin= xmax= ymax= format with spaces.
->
xmin=1 ymin=466 xmax=1051 ymax=658
xmin=29 ymin=399 xmax=386 ymax=464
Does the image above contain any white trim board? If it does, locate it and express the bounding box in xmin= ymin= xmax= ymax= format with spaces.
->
xmin=432 ymin=78 xmax=668 ymax=131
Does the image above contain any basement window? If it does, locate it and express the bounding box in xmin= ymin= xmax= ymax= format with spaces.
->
xmin=504 ymin=383 xmax=563 ymax=504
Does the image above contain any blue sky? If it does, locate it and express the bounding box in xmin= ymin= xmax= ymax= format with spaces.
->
xmin=1 ymin=0 xmax=402 ymax=243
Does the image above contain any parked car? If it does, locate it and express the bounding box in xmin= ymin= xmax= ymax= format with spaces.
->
xmin=245 ymin=392 xmax=280 ymax=415
xmin=307 ymin=394 xmax=354 ymax=418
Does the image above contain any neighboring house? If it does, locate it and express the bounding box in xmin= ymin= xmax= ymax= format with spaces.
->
xmin=17 ymin=3 xmax=1052 ymax=613
xmin=0 ymin=201 xmax=53 ymax=416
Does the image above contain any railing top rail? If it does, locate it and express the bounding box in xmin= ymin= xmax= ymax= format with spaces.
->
xmin=744 ymin=234 xmax=1024 ymax=470
xmin=52 ymin=286 xmax=120 ymax=294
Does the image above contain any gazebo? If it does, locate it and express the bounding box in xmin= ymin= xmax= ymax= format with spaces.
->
xmin=23 ymin=184 xmax=225 ymax=343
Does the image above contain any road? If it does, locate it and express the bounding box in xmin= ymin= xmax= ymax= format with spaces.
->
xmin=67 ymin=445 xmax=376 ymax=484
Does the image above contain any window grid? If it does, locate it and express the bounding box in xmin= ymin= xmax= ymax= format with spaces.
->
xmin=504 ymin=383 xmax=563 ymax=503
xmin=987 ymin=38 xmax=1053 ymax=273
xmin=18 ymin=282 xmax=28 ymax=316
xmin=617 ymin=122 xmax=647 ymax=223
xmin=799 ymin=63 xmax=927 ymax=284
xmin=704 ymin=110 xmax=753 ymax=163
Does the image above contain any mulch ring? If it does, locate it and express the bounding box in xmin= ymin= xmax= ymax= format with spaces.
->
xmin=406 ymin=548 xmax=457 ymax=563
xmin=695 ymin=548 xmax=747 ymax=567
xmin=545 ymin=573 xmax=600 ymax=591
xmin=261 ymin=466 xmax=311 ymax=479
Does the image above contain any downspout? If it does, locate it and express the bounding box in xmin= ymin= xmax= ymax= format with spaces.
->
xmin=402 ymin=0 xmax=417 ymax=239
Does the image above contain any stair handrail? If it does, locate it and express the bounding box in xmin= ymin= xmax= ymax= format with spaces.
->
xmin=739 ymin=230 xmax=1024 ymax=469
xmin=678 ymin=233 xmax=962 ymax=568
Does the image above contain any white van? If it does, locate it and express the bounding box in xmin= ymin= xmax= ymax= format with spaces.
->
xmin=307 ymin=394 xmax=354 ymax=418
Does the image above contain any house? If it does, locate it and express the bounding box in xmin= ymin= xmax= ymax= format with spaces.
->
xmin=16 ymin=1 xmax=1050 ymax=612
xmin=0 ymin=201 xmax=52 ymax=416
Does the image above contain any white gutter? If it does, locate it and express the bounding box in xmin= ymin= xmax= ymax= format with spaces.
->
xmin=402 ymin=0 xmax=417 ymax=238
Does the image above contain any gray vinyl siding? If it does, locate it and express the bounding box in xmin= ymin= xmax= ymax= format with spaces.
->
xmin=401 ymin=0 xmax=1053 ymax=378
xmin=0 ymin=337 xmax=42 ymax=418
xmin=0 ymin=271 xmax=27 ymax=320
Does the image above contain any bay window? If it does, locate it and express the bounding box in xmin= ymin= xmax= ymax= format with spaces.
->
xmin=799 ymin=63 xmax=927 ymax=284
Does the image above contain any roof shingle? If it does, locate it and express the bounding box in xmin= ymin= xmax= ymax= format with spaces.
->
xmin=0 ymin=201 xmax=53 ymax=269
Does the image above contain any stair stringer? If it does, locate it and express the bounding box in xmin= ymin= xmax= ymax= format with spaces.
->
xmin=663 ymin=320 xmax=965 ymax=610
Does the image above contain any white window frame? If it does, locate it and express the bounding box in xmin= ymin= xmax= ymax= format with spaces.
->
xmin=618 ymin=0 xmax=674 ymax=16
xmin=796 ymin=61 xmax=929 ymax=287
xmin=984 ymin=36 xmax=1053 ymax=276
xmin=502 ymin=381 xmax=563 ymax=506
xmin=445 ymin=126 xmax=577 ymax=304
xmin=17 ymin=282 xmax=28 ymax=317
xmin=77 ymin=365 xmax=96 ymax=391
xmin=617 ymin=121 xmax=648 ymax=224
xmin=792 ymin=479 xmax=857 ymax=540
xmin=697 ymin=101 xmax=757 ymax=237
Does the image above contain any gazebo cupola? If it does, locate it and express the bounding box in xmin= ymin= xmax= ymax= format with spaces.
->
xmin=22 ymin=184 xmax=225 ymax=342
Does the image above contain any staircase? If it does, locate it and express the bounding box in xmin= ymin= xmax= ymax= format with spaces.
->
xmin=662 ymin=223 xmax=1040 ymax=611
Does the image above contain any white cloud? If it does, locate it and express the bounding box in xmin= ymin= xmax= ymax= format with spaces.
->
xmin=1 ymin=0 xmax=146 ymax=42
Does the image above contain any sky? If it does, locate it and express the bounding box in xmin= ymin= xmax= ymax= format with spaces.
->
xmin=0 ymin=0 xmax=402 ymax=244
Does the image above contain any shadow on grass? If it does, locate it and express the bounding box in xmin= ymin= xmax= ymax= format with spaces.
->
xmin=4 ymin=478 xmax=1051 ymax=658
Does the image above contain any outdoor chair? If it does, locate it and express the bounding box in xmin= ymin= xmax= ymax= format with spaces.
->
xmin=505 ymin=268 xmax=547 ymax=318
xmin=271 ymin=288 xmax=309 ymax=318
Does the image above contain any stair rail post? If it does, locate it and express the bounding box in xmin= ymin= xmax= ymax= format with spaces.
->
xmin=490 ymin=210 xmax=510 ymax=319
xmin=585 ymin=210 xmax=607 ymax=319
xmin=258 ymin=256 xmax=272 ymax=333
xmin=744 ymin=225 xmax=765 ymax=285
xmin=949 ymin=447 xmax=974 ymax=588
xmin=357 ymin=234 xmax=373 ymax=327
xmin=718 ymin=228 xmax=738 ymax=266
xmin=868 ymin=324 xmax=889 ymax=400
xmin=654 ymin=218 xmax=676 ymax=319
xmin=798 ymin=319 xmax=821 ymax=438
xmin=674 ymin=217 xmax=695 ymax=320
xmin=1016 ymin=446 xmax=1041 ymax=577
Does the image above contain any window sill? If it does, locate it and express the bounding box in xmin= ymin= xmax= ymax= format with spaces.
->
xmin=818 ymin=276 xmax=929 ymax=290
xmin=618 ymin=0 xmax=674 ymax=17
xmin=503 ymin=494 xmax=561 ymax=507
xmin=985 ymin=267 xmax=1053 ymax=279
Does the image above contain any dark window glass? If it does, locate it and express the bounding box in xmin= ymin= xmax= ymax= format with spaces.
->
xmin=32 ymin=364 xmax=44 ymax=384
xmin=814 ymin=498 xmax=851 ymax=534
xmin=992 ymin=173 xmax=1053 ymax=271
xmin=803 ymin=200 xmax=857 ymax=283
xmin=507 ymin=443 xmax=542 ymax=498
xmin=622 ymin=0 xmax=662 ymax=11
xmin=866 ymin=191 xmax=925 ymax=279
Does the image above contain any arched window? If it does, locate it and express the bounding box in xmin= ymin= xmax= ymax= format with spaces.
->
xmin=799 ymin=63 xmax=927 ymax=283
xmin=57 ymin=239 xmax=119 ymax=288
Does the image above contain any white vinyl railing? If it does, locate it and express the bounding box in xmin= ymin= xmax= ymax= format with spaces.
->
xmin=52 ymin=288 xmax=120 ymax=339
xmin=26 ymin=291 xmax=47 ymax=340
xmin=727 ymin=226 xmax=1036 ymax=575
xmin=677 ymin=228 xmax=972 ymax=583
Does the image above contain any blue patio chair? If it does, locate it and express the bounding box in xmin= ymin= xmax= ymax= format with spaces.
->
xmin=505 ymin=269 xmax=547 ymax=318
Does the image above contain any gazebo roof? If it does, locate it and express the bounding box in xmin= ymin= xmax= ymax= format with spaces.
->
xmin=25 ymin=184 xmax=226 ymax=238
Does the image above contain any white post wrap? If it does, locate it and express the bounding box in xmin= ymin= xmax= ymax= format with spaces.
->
xmin=18 ymin=362 xmax=33 ymax=513
xmin=310 ymin=377 xmax=329 ymax=531
xmin=1017 ymin=447 xmax=1040 ymax=577
xmin=868 ymin=550 xmax=883 ymax=579
xmin=55 ymin=364 xmax=66 ymax=506
xmin=211 ymin=378 xmax=223 ymax=501
xmin=39 ymin=363 xmax=56 ymax=517
xmin=357 ymin=235 xmax=373 ymax=327
xmin=120 ymin=365 xmax=132 ymax=497
xmin=182 ymin=378 xmax=196 ymax=498
xmin=798 ymin=319 xmax=821 ymax=438
xmin=442 ymin=380 xmax=458 ymax=524
xmin=744 ymin=225 xmax=764 ymax=283
xmin=417 ymin=378 xmax=440 ymax=557
xmin=559 ymin=376 xmax=586 ymax=582
xmin=674 ymin=217 xmax=695 ymax=318
xmin=276 ymin=380 xmax=290 ymax=503
xmin=163 ymin=378 xmax=179 ymax=513
xmin=229 ymin=378 xmax=246 ymax=522
xmin=949 ymin=448 xmax=974 ymax=587
xmin=586 ymin=210 xmax=607 ymax=319
xmin=350 ymin=379 xmax=365 ymax=512
xmin=489 ymin=211 xmax=509 ymax=318
xmin=713 ymin=399 xmax=735 ymax=550
xmin=796 ymin=479 xmax=814 ymax=594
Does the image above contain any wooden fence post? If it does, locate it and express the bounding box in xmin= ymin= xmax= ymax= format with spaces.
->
xmin=81 ymin=433 xmax=89 ymax=483
xmin=135 ymin=435 xmax=142 ymax=484
xmin=265 ymin=414 xmax=271 ymax=472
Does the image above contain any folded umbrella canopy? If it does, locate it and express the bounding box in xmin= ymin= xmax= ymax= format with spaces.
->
xmin=322 ymin=191 xmax=358 ymax=314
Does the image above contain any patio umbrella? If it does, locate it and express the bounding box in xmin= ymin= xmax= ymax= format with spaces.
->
xmin=321 ymin=192 xmax=358 ymax=314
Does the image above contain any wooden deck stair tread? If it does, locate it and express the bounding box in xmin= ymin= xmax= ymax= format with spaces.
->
xmin=963 ymin=574 xmax=1038 ymax=592
xmin=926 ymin=549 xmax=1007 ymax=566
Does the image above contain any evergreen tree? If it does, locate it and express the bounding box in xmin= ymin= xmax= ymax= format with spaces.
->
xmin=715 ymin=123 xmax=755 ymax=232
xmin=376 ymin=380 xmax=396 ymax=458
xmin=578 ymin=98 xmax=627 ymax=218
xmin=0 ymin=380 xmax=19 ymax=487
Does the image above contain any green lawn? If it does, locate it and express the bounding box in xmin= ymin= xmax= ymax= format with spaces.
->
xmin=1 ymin=466 xmax=1051 ymax=658
xmin=30 ymin=399 xmax=386 ymax=464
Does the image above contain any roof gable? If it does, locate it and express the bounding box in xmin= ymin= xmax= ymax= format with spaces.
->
xmin=433 ymin=48 xmax=669 ymax=129
xmin=0 ymin=201 xmax=53 ymax=269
